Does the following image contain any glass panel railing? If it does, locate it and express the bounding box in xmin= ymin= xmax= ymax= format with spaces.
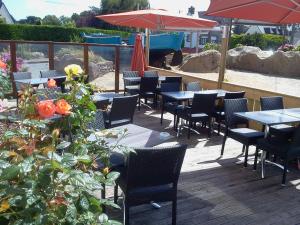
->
xmin=119 ymin=47 xmax=133 ymax=90
xmin=16 ymin=43 xmax=49 ymax=77
xmin=53 ymin=44 xmax=83 ymax=76
xmin=88 ymin=45 xmax=115 ymax=91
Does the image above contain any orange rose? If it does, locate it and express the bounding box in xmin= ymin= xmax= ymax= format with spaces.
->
xmin=55 ymin=99 xmax=71 ymax=115
xmin=47 ymin=79 xmax=57 ymax=88
xmin=0 ymin=60 xmax=6 ymax=70
xmin=37 ymin=100 xmax=56 ymax=118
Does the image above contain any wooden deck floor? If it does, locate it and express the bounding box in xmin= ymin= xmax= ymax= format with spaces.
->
xmin=108 ymin=108 xmax=300 ymax=225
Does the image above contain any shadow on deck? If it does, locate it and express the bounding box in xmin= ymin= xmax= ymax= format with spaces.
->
xmin=110 ymin=108 xmax=300 ymax=225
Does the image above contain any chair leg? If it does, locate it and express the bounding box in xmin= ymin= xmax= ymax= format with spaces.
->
xmin=282 ymin=158 xmax=288 ymax=186
xmin=173 ymin=114 xmax=177 ymax=130
xmin=160 ymin=107 xmax=164 ymax=125
xmin=172 ymin=199 xmax=177 ymax=225
xmin=138 ymin=97 xmax=141 ymax=111
xmin=221 ymin=133 xmax=227 ymax=156
xmin=242 ymin=145 xmax=245 ymax=154
xmin=124 ymin=198 xmax=129 ymax=225
xmin=244 ymin=145 xmax=249 ymax=167
xmin=114 ymin=185 xmax=118 ymax=204
xmin=217 ymin=115 xmax=221 ymax=135
xmin=188 ymin=120 xmax=192 ymax=139
xmin=253 ymin=146 xmax=259 ymax=170
xmin=208 ymin=118 xmax=212 ymax=138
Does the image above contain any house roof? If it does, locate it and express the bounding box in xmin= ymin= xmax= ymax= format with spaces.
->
xmin=0 ymin=0 xmax=15 ymax=24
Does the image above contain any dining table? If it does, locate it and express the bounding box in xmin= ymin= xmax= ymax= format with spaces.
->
xmin=160 ymin=89 xmax=228 ymax=101
xmin=235 ymin=108 xmax=300 ymax=178
xmin=123 ymin=76 xmax=167 ymax=83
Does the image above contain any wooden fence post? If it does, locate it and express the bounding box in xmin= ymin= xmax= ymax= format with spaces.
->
xmin=115 ymin=46 xmax=120 ymax=93
xmin=9 ymin=41 xmax=17 ymax=97
xmin=83 ymin=45 xmax=89 ymax=78
xmin=48 ymin=42 xmax=54 ymax=70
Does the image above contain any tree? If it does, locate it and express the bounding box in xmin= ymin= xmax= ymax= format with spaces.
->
xmin=42 ymin=15 xmax=61 ymax=26
xmin=188 ymin=6 xmax=195 ymax=16
xmin=59 ymin=16 xmax=76 ymax=27
xmin=18 ymin=16 xmax=41 ymax=25
xmin=101 ymin=0 xmax=149 ymax=14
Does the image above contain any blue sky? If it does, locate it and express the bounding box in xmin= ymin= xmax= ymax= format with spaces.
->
xmin=5 ymin=0 xmax=210 ymax=20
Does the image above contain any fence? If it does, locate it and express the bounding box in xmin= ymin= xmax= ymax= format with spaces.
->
xmin=0 ymin=40 xmax=134 ymax=96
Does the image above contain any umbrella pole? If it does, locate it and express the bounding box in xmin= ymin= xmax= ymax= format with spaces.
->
xmin=145 ymin=28 xmax=150 ymax=67
xmin=217 ymin=24 xmax=230 ymax=89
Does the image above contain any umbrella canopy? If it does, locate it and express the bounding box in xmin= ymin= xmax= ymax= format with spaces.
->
xmin=206 ymin=0 xmax=300 ymax=24
xmin=131 ymin=34 xmax=147 ymax=76
xmin=97 ymin=9 xmax=218 ymax=31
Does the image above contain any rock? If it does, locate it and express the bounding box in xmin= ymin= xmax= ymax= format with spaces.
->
xmin=179 ymin=50 xmax=221 ymax=73
xmin=31 ymin=52 xmax=45 ymax=59
xmin=54 ymin=54 xmax=114 ymax=81
xmin=227 ymin=46 xmax=300 ymax=77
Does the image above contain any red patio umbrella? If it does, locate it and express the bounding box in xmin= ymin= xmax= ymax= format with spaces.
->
xmin=131 ymin=34 xmax=147 ymax=76
xmin=97 ymin=9 xmax=218 ymax=31
xmin=206 ymin=0 xmax=300 ymax=24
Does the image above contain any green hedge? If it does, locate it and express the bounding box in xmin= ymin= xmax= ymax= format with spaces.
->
xmin=0 ymin=24 xmax=130 ymax=42
xmin=230 ymin=33 xmax=285 ymax=50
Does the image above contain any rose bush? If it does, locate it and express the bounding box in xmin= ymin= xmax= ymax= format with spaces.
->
xmin=0 ymin=64 xmax=126 ymax=225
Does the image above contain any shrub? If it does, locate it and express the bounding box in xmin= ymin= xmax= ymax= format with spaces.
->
xmin=230 ymin=33 xmax=285 ymax=50
xmin=0 ymin=24 xmax=130 ymax=42
xmin=203 ymin=42 xmax=220 ymax=51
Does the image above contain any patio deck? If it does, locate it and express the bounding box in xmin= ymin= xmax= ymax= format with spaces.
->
xmin=109 ymin=108 xmax=300 ymax=225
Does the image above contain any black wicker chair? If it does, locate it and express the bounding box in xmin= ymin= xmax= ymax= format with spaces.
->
xmin=163 ymin=76 xmax=182 ymax=84
xmin=105 ymin=95 xmax=138 ymax=128
xmin=138 ymin=77 xmax=159 ymax=110
xmin=221 ymin=98 xmax=264 ymax=166
xmin=160 ymin=82 xmax=182 ymax=129
xmin=176 ymin=93 xmax=217 ymax=139
xmin=115 ymin=144 xmax=187 ymax=225
xmin=88 ymin=110 xmax=106 ymax=131
xmin=13 ymin=72 xmax=32 ymax=92
xmin=214 ymin=91 xmax=246 ymax=135
xmin=260 ymin=96 xmax=295 ymax=140
xmin=254 ymin=126 xmax=300 ymax=185
xmin=186 ymin=81 xmax=201 ymax=91
xmin=123 ymin=71 xmax=140 ymax=95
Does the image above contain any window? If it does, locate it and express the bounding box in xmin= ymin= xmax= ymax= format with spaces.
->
xmin=186 ymin=34 xmax=191 ymax=42
xmin=199 ymin=36 xmax=208 ymax=45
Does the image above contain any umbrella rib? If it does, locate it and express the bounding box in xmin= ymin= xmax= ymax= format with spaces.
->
xmin=278 ymin=0 xmax=300 ymax=23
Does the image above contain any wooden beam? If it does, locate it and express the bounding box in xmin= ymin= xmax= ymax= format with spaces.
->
xmin=145 ymin=28 xmax=150 ymax=66
xmin=115 ymin=46 xmax=120 ymax=93
xmin=83 ymin=45 xmax=89 ymax=79
xmin=217 ymin=25 xmax=230 ymax=89
xmin=48 ymin=42 xmax=54 ymax=70
xmin=9 ymin=42 xmax=17 ymax=97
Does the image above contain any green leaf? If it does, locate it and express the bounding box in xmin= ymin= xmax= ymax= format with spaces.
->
xmin=1 ymin=165 xmax=20 ymax=180
xmin=79 ymin=195 xmax=89 ymax=211
xmin=56 ymin=141 xmax=71 ymax=150
xmin=77 ymin=155 xmax=91 ymax=164
xmin=61 ymin=153 xmax=78 ymax=167
xmin=20 ymin=156 xmax=34 ymax=173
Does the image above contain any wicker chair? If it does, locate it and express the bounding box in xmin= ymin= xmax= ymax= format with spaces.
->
xmin=12 ymin=72 xmax=32 ymax=92
xmin=88 ymin=110 xmax=105 ymax=131
xmin=260 ymin=96 xmax=295 ymax=140
xmin=144 ymin=70 xmax=159 ymax=77
xmin=40 ymin=70 xmax=57 ymax=78
xmin=176 ymin=93 xmax=217 ymax=138
xmin=163 ymin=76 xmax=182 ymax=84
xmin=221 ymin=98 xmax=264 ymax=166
xmin=105 ymin=95 xmax=138 ymax=128
xmin=123 ymin=71 xmax=139 ymax=95
xmin=214 ymin=91 xmax=246 ymax=135
xmin=254 ymin=126 xmax=300 ymax=185
xmin=115 ymin=144 xmax=187 ymax=225
xmin=186 ymin=82 xmax=201 ymax=92
xmin=138 ymin=77 xmax=158 ymax=110
xmin=160 ymin=82 xmax=182 ymax=129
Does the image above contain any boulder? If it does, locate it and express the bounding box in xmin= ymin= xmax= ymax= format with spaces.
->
xmin=179 ymin=50 xmax=221 ymax=73
xmin=227 ymin=46 xmax=300 ymax=78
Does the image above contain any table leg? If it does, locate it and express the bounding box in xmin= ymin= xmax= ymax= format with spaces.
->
xmin=260 ymin=125 xmax=269 ymax=179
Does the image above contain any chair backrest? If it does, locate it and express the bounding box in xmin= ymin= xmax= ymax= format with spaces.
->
xmin=88 ymin=110 xmax=105 ymax=131
xmin=224 ymin=98 xmax=249 ymax=127
xmin=123 ymin=71 xmax=139 ymax=86
xmin=40 ymin=70 xmax=57 ymax=78
xmin=224 ymin=91 xmax=246 ymax=99
xmin=139 ymin=77 xmax=158 ymax=93
xmin=125 ymin=145 xmax=187 ymax=190
xmin=164 ymin=76 xmax=182 ymax=84
xmin=12 ymin=72 xmax=32 ymax=91
xmin=191 ymin=93 xmax=217 ymax=115
xmin=161 ymin=82 xmax=181 ymax=103
xmin=291 ymin=126 xmax=300 ymax=148
xmin=109 ymin=95 xmax=138 ymax=123
xmin=260 ymin=96 xmax=284 ymax=111
xmin=144 ymin=70 xmax=158 ymax=77
xmin=186 ymin=82 xmax=201 ymax=92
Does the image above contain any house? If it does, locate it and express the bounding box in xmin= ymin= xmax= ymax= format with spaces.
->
xmin=0 ymin=0 xmax=14 ymax=24
xmin=183 ymin=11 xmax=226 ymax=52
xmin=246 ymin=25 xmax=284 ymax=35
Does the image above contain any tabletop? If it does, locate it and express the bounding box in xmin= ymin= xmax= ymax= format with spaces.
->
xmin=235 ymin=110 xmax=300 ymax=126
xmin=161 ymin=89 xmax=227 ymax=101
xmin=92 ymin=92 xmax=124 ymax=103
xmin=272 ymin=108 xmax=300 ymax=119
xmin=16 ymin=78 xmax=48 ymax=85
